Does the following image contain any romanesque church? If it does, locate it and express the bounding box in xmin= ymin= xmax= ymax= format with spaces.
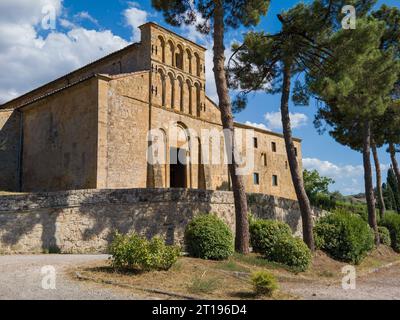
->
xmin=0 ymin=22 xmax=302 ymax=200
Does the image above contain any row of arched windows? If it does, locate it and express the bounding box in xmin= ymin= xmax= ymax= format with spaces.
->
xmin=154 ymin=35 xmax=203 ymax=77
xmin=153 ymin=68 xmax=203 ymax=117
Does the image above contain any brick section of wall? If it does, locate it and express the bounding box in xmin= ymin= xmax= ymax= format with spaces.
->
xmin=0 ymin=189 xmax=325 ymax=254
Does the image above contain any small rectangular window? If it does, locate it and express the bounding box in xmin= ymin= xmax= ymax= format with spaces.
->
xmin=253 ymin=173 xmax=260 ymax=185
xmin=253 ymin=137 xmax=258 ymax=148
xmin=272 ymin=175 xmax=278 ymax=186
xmin=262 ymin=153 xmax=267 ymax=166
xmin=271 ymin=142 xmax=277 ymax=152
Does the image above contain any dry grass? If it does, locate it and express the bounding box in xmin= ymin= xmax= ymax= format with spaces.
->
xmin=0 ymin=191 xmax=25 ymax=196
xmin=72 ymin=246 xmax=400 ymax=300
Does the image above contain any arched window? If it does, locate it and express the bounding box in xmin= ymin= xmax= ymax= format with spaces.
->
xmin=194 ymin=53 xmax=201 ymax=77
xmin=186 ymin=49 xmax=192 ymax=74
xmin=195 ymin=83 xmax=201 ymax=117
xmin=176 ymin=45 xmax=184 ymax=70
xmin=158 ymin=36 xmax=166 ymax=63
xmin=177 ymin=77 xmax=184 ymax=112
xmin=168 ymin=73 xmax=175 ymax=108
xmin=167 ymin=40 xmax=175 ymax=66
xmin=158 ymin=69 xmax=166 ymax=107
xmin=186 ymin=80 xmax=193 ymax=115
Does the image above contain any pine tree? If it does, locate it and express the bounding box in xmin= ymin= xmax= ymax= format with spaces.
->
xmin=228 ymin=0 xmax=376 ymax=251
xmin=308 ymin=18 xmax=400 ymax=245
xmin=151 ymin=0 xmax=271 ymax=254
xmin=383 ymin=183 xmax=396 ymax=211
xmin=387 ymin=167 xmax=400 ymax=212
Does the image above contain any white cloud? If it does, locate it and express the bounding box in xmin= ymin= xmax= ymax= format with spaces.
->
xmin=123 ymin=3 xmax=148 ymax=42
xmin=264 ymin=111 xmax=308 ymax=130
xmin=74 ymin=11 xmax=99 ymax=26
xmin=303 ymin=157 xmax=391 ymax=195
xmin=244 ymin=121 xmax=269 ymax=131
xmin=0 ymin=0 xmax=129 ymax=104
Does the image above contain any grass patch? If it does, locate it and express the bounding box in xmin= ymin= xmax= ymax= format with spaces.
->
xmin=216 ymin=260 xmax=251 ymax=273
xmin=233 ymin=253 xmax=300 ymax=273
xmin=187 ymin=272 xmax=221 ymax=294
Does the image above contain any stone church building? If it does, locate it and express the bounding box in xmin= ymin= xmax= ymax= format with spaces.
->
xmin=0 ymin=22 xmax=302 ymax=200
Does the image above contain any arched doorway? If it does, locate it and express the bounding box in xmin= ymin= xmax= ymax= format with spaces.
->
xmin=169 ymin=124 xmax=189 ymax=188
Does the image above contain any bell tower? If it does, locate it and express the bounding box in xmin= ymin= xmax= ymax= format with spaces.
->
xmin=139 ymin=22 xmax=206 ymax=118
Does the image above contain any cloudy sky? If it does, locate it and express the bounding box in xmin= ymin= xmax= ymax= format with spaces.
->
xmin=0 ymin=0 xmax=398 ymax=195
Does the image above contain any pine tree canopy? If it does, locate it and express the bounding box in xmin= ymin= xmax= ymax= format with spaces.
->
xmin=151 ymin=0 xmax=271 ymax=33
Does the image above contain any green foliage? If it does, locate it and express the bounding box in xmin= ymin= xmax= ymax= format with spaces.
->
xmin=151 ymin=0 xmax=270 ymax=32
xmin=185 ymin=214 xmax=234 ymax=260
xmin=251 ymin=271 xmax=278 ymax=296
xmin=387 ymin=168 xmax=400 ymax=212
xmin=109 ymin=233 xmax=180 ymax=271
xmin=311 ymin=193 xmax=337 ymax=210
xmin=249 ymin=218 xmax=311 ymax=271
xmin=378 ymin=226 xmax=392 ymax=246
xmin=267 ymin=236 xmax=312 ymax=272
xmin=303 ymin=169 xmax=335 ymax=200
xmin=380 ymin=213 xmax=400 ymax=252
xmin=249 ymin=218 xmax=292 ymax=253
xmin=383 ymin=182 xmax=396 ymax=211
xmin=314 ymin=211 xmax=375 ymax=264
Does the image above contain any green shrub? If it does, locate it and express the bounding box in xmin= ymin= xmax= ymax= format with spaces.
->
xmin=378 ymin=226 xmax=391 ymax=246
xmin=185 ymin=214 xmax=234 ymax=260
xmin=251 ymin=271 xmax=278 ymax=296
xmin=109 ymin=232 xmax=180 ymax=271
xmin=314 ymin=211 xmax=375 ymax=264
xmin=380 ymin=213 xmax=400 ymax=252
xmin=311 ymin=193 xmax=336 ymax=211
xmin=249 ymin=218 xmax=292 ymax=254
xmin=314 ymin=222 xmax=339 ymax=250
xmin=267 ymin=236 xmax=312 ymax=272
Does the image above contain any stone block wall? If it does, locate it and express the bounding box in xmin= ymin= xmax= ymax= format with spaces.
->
xmin=0 ymin=109 xmax=21 ymax=191
xmin=0 ymin=188 xmax=325 ymax=254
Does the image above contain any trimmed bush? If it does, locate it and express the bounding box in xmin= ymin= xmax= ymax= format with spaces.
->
xmin=185 ymin=214 xmax=234 ymax=260
xmin=380 ymin=213 xmax=400 ymax=252
xmin=109 ymin=232 xmax=180 ymax=271
xmin=314 ymin=211 xmax=375 ymax=264
xmin=251 ymin=271 xmax=278 ymax=296
xmin=378 ymin=226 xmax=391 ymax=247
xmin=268 ymin=236 xmax=312 ymax=272
xmin=249 ymin=218 xmax=292 ymax=254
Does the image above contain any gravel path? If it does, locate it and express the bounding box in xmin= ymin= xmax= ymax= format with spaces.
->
xmin=281 ymin=264 xmax=400 ymax=300
xmin=0 ymin=255 xmax=145 ymax=300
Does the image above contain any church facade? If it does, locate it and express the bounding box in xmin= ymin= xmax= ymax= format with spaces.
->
xmin=0 ymin=22 xmax=302 ymax=200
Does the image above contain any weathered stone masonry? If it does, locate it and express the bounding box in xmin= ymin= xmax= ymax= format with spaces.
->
xmin=0 ymin=189 xmax=326 ymax=254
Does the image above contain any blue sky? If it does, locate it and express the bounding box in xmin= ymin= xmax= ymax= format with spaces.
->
xmin=0 ymin=0 xmax=399 ymax=195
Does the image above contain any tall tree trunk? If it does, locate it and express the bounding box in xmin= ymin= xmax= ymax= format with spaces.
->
xmin=281 ymin=60 xmax=315 ymax=251
xmin=363 ymin=120 xmax=380 ymax=245
xmin=371 ymin=138 xmax=385 ymax=219
xmin=389 ymin=142 xmax=400 ymax=196
xmin=213 ymin=3 xmax=249 ymax=254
